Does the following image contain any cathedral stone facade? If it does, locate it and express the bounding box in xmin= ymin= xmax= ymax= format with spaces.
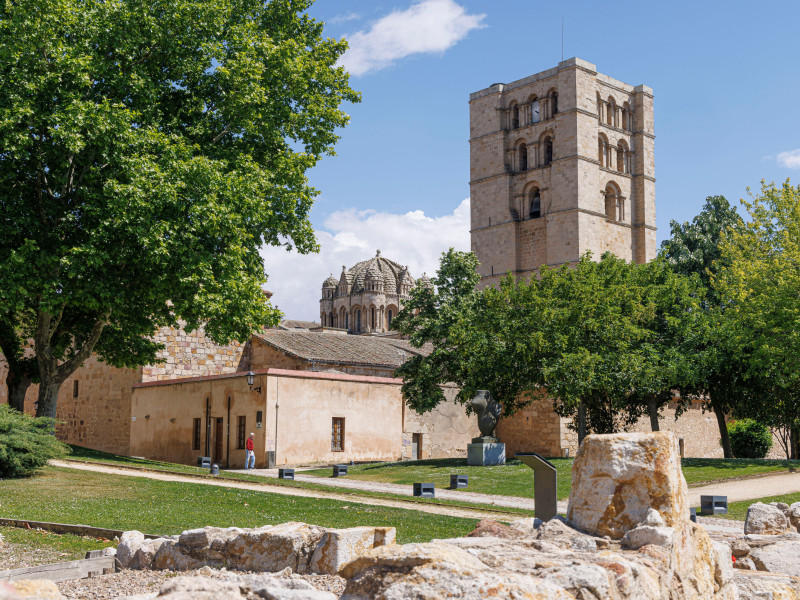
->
xmin=320 ymin=250 xmax=428 ymax=334
xmin=469 ymin=57 xmax=657 ymax=287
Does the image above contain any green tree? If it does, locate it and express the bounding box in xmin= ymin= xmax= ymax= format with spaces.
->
xmin=393 ymin=249 xmax=548 ymax=419
xmin=0 ymin=404 xmax=69 ymax=478
xmin=659 ymin=195 xmax=746 ymax=458
xmin=715 ymin=181 xmax=800 ymax=458
xmin=619 ymin=259 xmax=702 ymax=432
xmin=0 ymin=0 xmax=359 ymax=417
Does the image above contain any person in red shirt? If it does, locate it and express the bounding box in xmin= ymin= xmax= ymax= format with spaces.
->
xmin=245 ymin=432 xmax=255 ymax=470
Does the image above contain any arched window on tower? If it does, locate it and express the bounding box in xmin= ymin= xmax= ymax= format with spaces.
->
xmin=604 ymin=183 xmax=622 ymax=222
xmin=371 ymin=307 xmax=376 ymax=329
xmin=622 ymin=102 xmax=632 ymax=132
xmin=529 ymin=187 xmax=541 ymax=219
xmin=356 ymin=309 xmax=361 ymax=332
xmin=511 ymin=103 xmax=519 ymax=129
xmin=544 ymin=137 xmax=553 ymax=165
xmin=607 ymin=97 xmax=616 ymax=127
xmin=598 ymin=133 xmax=608 ymax=168
xmin=550 ymin=91 xmax=558 ymax=116
xmin=519 ymin=143 xmax=528 ymax=171
xmin=617 ymin=140 xmax=629 ymax=173
xmin=387 ymin=310 xmax=393 ymax=328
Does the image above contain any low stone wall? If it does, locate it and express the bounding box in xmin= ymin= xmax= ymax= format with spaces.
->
xmin=116 ymin=522 xmax=396 ymax=576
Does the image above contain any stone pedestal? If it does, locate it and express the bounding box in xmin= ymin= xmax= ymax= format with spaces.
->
xmin=467 ymin=438 xmax=505 ymax=466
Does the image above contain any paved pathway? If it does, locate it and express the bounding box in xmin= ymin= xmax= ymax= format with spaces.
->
xmin=687 ymin=471 xmax=800 ymax=508
xmin=51 ymin=461 xmax=508 ymax=521
xmin=227 ymin=468 xmax=547 ymax=512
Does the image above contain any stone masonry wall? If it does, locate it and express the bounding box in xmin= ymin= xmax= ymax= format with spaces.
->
xmin=402 ymin=387 xmax=480 ymax=460
xmin=495 ymin=391 xmax=565 ymax=457
xmin=142 ymin=324 xmax=249 ymax=382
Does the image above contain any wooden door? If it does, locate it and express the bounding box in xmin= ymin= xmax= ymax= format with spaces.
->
xmin=213 ymin=418 xmax=224 ymax=465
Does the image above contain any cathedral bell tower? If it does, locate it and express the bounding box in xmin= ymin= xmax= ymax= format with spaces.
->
xmin=469 ymin=58 xmax=656 ymax=286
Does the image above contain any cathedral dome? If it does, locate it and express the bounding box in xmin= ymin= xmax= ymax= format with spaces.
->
xmin=322 ymin=274 xmax=338 ymax=289
xmin=340 ymin=250 xmax=414 ymax=295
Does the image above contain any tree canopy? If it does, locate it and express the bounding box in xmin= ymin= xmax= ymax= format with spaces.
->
xmin=0 ymin=0 xmax=359 ymax=416
xmin=395 ymin=250 xmax=702 ymax=443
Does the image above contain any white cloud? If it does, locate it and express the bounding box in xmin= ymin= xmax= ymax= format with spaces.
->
xmin=339 ymin=0 xmax=485 ymax=77
xmin=777 ymin=149 xmax=800 ymax=169
xmin=329 ymin=11 xmax=361 ymax=25
xmin=260 ymin=199 xmax=471 ymax=321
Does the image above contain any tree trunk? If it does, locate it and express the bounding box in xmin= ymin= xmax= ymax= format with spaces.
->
xmin=791 ymin=426 xmax=798 ymax=461
xmin=577 ymin=401 xmax=587 ymax=446
xmin=35 ymin=379 xmax=62 ymax=419
xmin=7 ymin=369 xmax=32 ymax=413
xmin=646 ymin=396 xmax=660 ymax=432
xmin=709 ymin=390 xmax=732 ymax=459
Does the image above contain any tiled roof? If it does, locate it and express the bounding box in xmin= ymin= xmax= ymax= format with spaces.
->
xmin=275 ymin=320 xmax=321 ymax=330
xmin=253 ymin=331 xmax=431 ymax=368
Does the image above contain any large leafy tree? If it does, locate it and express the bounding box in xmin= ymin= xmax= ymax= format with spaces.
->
xmin=659 ymin=196 xmax=746 ymax=457
xmin=715 ymin=181 xmax=800 ymax=458
xmin=393 ymin=249 xmax=548 ymax=419
xmin=0 ymin=0 xmax=359 ymax=417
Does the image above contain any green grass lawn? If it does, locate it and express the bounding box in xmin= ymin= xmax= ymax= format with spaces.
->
xmin=303 ymin=456 xmax=800 ymax=500
xmin=64 ymin=446 xmax=534 ymax=516
xmin=0 ymin=526 xmax=111 ymax=565
xmin=309 ymin=457 xmax=574 ymax=500
xmin=0 ymin=467 xmax=478 ymax=544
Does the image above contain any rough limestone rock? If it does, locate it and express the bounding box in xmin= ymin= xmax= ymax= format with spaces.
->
xmin=0 ymin=583 xmax=21 ymax=600
xmin=8 ymin=580 xmax=63 ymax=600
xmin=127 ymin=523 xmax=395 ymax=575
xmin=734 ymin=571 xmax=800 ymax=599
xmin=309 ymin=526 xmax=395 ymax=574
xmin=745 ymin=502 xmax=791 ymax=535
xmin=621 ymin=524 xmax=675 ymax=549
xmin=748 ymin=534 xmax=800 ymax=577
xmin=734 ymin=556 xmax=756 ymax=570
xmin=466 ymin=518 xmax=520 ymax=539
xmin=339 ymin=541 xmax=574 ymax=600
xmin=117 ymin=574 xmax=336 ymax=600
xmin=337 ymin=513 xmax=738 ymax=600
xmin=567 ymin=432 xmax=688 ymax=539
xmin=117 ymin=530 xmax=147 ymax=569
xmin=788 ymin=502 xmax=800 ymax=532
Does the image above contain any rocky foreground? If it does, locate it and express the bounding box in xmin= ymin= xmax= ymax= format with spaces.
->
xmin=4 ymin=432 xmax=800 ymax=599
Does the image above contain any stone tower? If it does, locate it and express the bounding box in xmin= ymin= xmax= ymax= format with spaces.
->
xmin=469 ymin=58 xmax=656 ymax=287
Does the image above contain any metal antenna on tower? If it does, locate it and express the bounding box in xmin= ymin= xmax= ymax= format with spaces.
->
xmin=561 ymin=17 xmax=564 ymax=61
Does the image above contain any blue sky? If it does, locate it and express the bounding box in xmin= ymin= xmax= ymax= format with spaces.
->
xmin=262 ymin=0 xmax=800 ymax=320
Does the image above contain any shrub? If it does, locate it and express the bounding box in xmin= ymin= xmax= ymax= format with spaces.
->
xmin=727 ymin=419 xmax=773 ymax=459
xmin=0 ymin=404 xmax=69 ymax=478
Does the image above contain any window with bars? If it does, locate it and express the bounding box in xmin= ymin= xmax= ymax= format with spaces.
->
xmin=237 ymin=416 xmax=246 ymax=449
xmin=192 ymin=418 xmax=201 ymax=450
xmin=331 ymin=417 xmax=345 ymax=452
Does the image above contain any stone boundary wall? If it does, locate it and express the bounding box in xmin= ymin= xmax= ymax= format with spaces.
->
xmin=143 ymin=324 xmax=249 ymax=382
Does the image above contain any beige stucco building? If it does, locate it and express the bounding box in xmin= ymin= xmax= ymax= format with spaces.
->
xmin=470 ymin=57 xmax=657 ymax=287
xmin=0 ymin=322 xmax=478 ymax=467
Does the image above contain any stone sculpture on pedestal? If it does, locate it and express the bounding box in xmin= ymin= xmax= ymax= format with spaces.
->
xmin=467 ymin=390 xmax=506 ymax=466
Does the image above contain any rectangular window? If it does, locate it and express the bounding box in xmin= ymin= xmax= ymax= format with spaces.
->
xmin=331 ymin=417 xmax=345 ymax=452
xmin=237 ymin=416 xmax=247 ymax=449
xmin=193 ymin=418 xmax=201 ymax=450
xmin=73 ymin=380 xmax=79 ymax=398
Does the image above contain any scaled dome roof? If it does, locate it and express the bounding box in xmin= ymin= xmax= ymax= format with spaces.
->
xmin=324 ymin=250 xmax=416 ymax=296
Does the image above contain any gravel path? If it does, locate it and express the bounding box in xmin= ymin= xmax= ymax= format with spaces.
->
xmin=56 ymin=567 xmax=345 ymax=600
xmin=687 ymin=472 xmax=800 ymax=507
xmin=51 ymin=461 xmax=508 ymax=520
